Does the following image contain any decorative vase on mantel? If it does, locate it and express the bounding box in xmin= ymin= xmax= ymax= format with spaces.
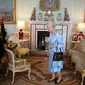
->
xmin=44 ymin=9 xmax=54 ymax=21
xmin=57 ymin=13 xmax=62 ymax=22
xmin=37 ymin=12 xmax=43 ymax=21
xmin=64 ymin=8 xmax=70 ymax=21
xmin=30 ymin=7 xmax=36 ymax=21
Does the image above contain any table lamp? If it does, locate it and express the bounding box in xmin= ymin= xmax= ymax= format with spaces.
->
xmin=78 ymin=23 xmax=85 ymax=35
xmin=17 ymin=20 xmax=26 ymax=39
xmin=77 ymin=23 xmax=85 ymax=40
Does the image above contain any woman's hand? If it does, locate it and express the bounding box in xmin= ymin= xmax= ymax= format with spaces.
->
xmin=45 ymin=50 xmax=49 ymax=56
xmin=49 ymin=44 xmax=56 ymax=48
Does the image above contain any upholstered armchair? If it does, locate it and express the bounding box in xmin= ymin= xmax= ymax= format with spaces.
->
xmin=8 ymin=35 xmax=30 ymax=58
xmin=68 ymin=39 xmax=85 ymax=85
xmin=5 ymin=48 xmax=31 ymax=84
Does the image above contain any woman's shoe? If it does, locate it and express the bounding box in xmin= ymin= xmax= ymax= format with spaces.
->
xmin=47 ymin=78 xmax=56 ymax=82
xmin=55 ymin=77 xmax=63 ymax=84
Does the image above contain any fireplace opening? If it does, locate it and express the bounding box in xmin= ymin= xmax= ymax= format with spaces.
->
xmin=37 ymin=31 xmax=49 ymax=50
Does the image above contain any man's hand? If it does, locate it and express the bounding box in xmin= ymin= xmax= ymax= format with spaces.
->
xmin=5 ymin=36 xmax=9 ymax=41
xmin=3 ymin=44 xmax=7 ymax=48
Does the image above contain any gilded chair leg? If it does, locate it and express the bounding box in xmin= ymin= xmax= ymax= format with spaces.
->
xmin=11 ymin=71 xmax=15 ymax=84
xmin=5 ymin=68 xmax=8 ymax=76
xmin=28 ymin=67 xmax=31 ymax=80
xmin=81 ymin=75 xmax=84 ymax=85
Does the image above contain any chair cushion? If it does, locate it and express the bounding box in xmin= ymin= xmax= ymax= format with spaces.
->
xmin=15 ymin=47 xmax=29 ymax=54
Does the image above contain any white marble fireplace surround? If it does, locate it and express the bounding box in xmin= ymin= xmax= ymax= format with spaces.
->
xmin=30 ymin=21 xmax=71 ymax=53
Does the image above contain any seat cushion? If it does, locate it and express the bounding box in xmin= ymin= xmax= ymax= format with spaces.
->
xmin=16 ymin=47 xmax=29 ymax=53
xmin=16 ymin=47 xmax=29 ymax=54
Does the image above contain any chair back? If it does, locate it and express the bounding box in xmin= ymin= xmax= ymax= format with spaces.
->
xmin=8 ymin=35 xmax=20 ymax=47
xmin=5 ymin=48 xmax=15 ymax=68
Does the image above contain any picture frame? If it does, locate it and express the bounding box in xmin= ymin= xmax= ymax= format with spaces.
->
xmin=22 ymin=32 xmax=30 ymax=40
xmin=72 ymin=34 xmax=78 ymax=42
xmin=0 ymin=0 xmax=16 ymax=24
xmin=77 ymin=35 xmax=83 ymax=42
xmin=39 ymin=0 xmax=60 ymax=11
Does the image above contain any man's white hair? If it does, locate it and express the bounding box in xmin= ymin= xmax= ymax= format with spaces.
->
xmin=46 ymin=21 xmax=55 ymax=28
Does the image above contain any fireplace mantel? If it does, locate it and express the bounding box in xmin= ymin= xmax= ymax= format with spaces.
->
xmin=30 ymin=21 xmax=71 ymax=54
xmin=30 ymin=21 xmax=72 ymax=25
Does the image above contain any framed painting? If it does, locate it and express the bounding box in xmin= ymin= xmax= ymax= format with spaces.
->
xmin=0 ymin=0 xmax=16 ymax=24
xmin=77 ymin=35 xmax=82 ymax=42
xmin=39 ymin=0 xmax=60 ymax=11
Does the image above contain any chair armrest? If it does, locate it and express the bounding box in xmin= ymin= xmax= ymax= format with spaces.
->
xmin=15 ymin=58 xmax=30 ymax=67
xmin=15 ymin=59 xmax=26 ymax=67
xmin=72 ymin=43 xmax=78 ymax=50
xmin=15 ymin=58 xmax=25 ymax=63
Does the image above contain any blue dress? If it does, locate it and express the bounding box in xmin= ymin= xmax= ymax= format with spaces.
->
xmin=48 ymin=31 xmax=64 ymax=72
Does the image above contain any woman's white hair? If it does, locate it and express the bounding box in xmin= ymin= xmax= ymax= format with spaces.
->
xmin=46 ymin=21 xmax=55 ymax=29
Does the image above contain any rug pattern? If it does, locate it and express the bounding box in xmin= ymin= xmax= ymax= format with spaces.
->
xmin=0 ymin=56 xmax=82 ymax=85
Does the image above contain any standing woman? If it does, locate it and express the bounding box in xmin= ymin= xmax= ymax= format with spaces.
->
xmin=47 ymin=21 xmax=64 ymax=84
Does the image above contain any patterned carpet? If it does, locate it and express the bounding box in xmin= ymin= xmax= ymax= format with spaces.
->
xmin=0 ymin=56 xmax=82 ymax=85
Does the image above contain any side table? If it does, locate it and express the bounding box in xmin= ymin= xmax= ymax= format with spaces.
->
xmin=19 ymin=39 xmax=30 ymax=48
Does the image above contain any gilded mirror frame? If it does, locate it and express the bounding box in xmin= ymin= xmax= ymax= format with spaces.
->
xmin=39 ymin=0 xmax=60 ymax=11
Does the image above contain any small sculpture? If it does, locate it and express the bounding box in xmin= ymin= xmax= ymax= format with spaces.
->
xmin=64 ymin=8 xmax=70 ymax=21
xmin=44 ymin=9 xmax=54 ymax=21
xmin=30 ymin=7 xmax=36 ymax=21
xmin=19 ymin=29 xmax=23 ymax=39
xmin=57 ymin=13 xmax=62 ymax=21
xmin=37 ymin=13 xmax=43 ymax=21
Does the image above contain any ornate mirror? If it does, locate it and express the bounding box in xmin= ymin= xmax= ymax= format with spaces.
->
xmin=39 ymin=0 xmax=60 ymax=11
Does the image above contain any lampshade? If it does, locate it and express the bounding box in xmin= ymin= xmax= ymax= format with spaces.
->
xmin=77 ymin=23 xmax=85 ymax=31
xmin=17 ymin=20 xmax=26 ymax=29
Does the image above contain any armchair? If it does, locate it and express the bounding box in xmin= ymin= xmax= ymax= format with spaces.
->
xmin=68 ymin=39 xmax=85 ymax=85
xmin=5 ymin=48 xmax=31 ymax=84
xmin=8 ymin=35 xmax=30 ymax=58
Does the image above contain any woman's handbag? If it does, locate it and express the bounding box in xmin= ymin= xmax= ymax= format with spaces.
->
xmin=53 ymin=45 xmax=63 ymax=61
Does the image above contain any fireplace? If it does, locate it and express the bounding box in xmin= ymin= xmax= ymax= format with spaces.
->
xmin=30 ymin=21 xmax=70 ymax=53
xmin=37 ymin=30 xmax=49 ymax=50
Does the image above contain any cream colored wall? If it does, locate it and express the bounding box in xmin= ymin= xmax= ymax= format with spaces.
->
xmin=5 ymin=0 xmax=85 ymax=49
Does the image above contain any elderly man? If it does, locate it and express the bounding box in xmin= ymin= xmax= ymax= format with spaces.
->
xmin=0 ymin=16 xmax=8 ymax=71
xmin=0 ymin=16 xmax=7 ymax=43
